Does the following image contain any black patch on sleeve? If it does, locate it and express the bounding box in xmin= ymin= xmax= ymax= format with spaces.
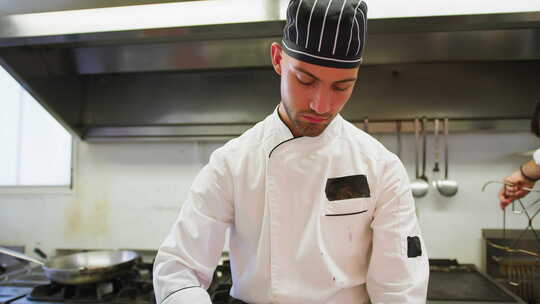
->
xmin=407 ymin=236 xmax=422 ymax=258
xmin=325 ymin=175 xmax=370 ymax=201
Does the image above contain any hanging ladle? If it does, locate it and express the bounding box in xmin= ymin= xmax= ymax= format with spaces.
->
xmin=420 ymin=117 xmax=429 ymax=184
xmin=434 ymin=118 xmax=458 ymax=197
xmin=411 ymin=118 xmax=429 ymax=198
xmin=363 ymin=117 xmax=369 ymax=134
xmin=396 ymin=120 xmax=402 ymax=159
xmin=431 ymin=118 xmax=441 ymax=187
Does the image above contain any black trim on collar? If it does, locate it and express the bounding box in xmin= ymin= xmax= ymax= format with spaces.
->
xmin=269 ymin=137 xmax=299 ymax=158
xmin=161 ymin=285 xmax=201 ymax=304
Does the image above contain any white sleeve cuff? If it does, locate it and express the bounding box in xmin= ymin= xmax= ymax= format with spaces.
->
xmin=533 ymin=148 xmax=540 ymax=165
xmin=161 ymin=286 xmax=212 ymax=304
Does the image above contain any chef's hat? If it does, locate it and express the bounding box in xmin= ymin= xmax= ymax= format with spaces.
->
xmin=282 ymin=0 xmax=368 ymax=68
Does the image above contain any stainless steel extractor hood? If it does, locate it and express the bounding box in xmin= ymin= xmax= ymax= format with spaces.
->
xmin=1 ymin=1 xmax=540 ymax=140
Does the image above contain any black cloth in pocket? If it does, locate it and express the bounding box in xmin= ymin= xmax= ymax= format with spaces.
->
xmin=407 ymin=236 xmax=422 ymax=258
xmin=325 ymin=175 xmax=370 ymax=201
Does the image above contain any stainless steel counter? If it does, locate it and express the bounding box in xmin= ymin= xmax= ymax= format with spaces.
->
xmin=427 ymin=262 xmax=525 ymax=304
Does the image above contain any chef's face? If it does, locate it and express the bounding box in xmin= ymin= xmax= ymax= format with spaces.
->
xmin=271 ymin=43 xmax=359 ymax=137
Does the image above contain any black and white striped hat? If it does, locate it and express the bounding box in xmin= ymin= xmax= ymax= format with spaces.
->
xmin=282 ymin=0 xmax=368 ymax=69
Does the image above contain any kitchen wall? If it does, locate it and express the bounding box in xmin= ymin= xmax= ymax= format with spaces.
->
xmin=0 ymin=130 xmax=538 ymax=269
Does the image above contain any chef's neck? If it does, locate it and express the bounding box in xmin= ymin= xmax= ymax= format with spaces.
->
xmin=277 ymin=103 xmax=302 ymax=138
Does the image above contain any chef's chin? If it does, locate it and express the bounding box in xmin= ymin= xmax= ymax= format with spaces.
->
xmin=294 ymin=120 xmax=329 ymax=137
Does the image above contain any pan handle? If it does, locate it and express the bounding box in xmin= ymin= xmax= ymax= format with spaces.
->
xmin=0 ymin=246 xmax=45 ymax=266
xmin=34 ymin=248 xmax=47 ymax=259
xmin=78 ymin=266 xmax=89 ymax=272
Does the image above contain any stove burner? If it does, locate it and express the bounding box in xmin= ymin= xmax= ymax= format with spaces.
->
xmin=28 ymin=282 xmax=116 ymax=303
xmin=0 ymin=287 xmax=33 ymax=304
xmin=21 ymin=263 xmax=155 ymax=304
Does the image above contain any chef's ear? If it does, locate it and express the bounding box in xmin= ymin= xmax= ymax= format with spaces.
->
xmin=271 ymin=42 xmax=283 ymax=76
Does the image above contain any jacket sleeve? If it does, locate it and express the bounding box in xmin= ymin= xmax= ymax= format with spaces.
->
xmin=153 ymin=148 xmax=234 ymax=304
xmin=366 ymin=153 xmax=430 ymax=303
xmin=533 ymin=148 xmax=540 ymax=165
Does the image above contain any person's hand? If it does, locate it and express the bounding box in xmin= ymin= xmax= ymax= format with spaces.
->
xmin=498 ymin=170 xmax=535 ymax=209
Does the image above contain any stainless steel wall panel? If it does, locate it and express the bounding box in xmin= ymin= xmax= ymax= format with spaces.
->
xmin=74 ymin=38 xmax=274 ymax=74
xmin=82 ymin=69 xmax=280 ymax=126
xmin=364 ymin=28 xmax=540 ymax=65
xmin=71 ymin=27 xmax=540 ymax=74
xmin=346 ymin=61 xmax=540 ymax=120
xmin=2 ymin=8 xmax=540 ymax=140
xmin=0 ymin=48 xmax=84 ymax=137
xmin=81 ymin=61 xmax=540 ymax=127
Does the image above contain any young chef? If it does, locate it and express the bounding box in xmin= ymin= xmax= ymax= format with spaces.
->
xmin=153 ymin=0 xmax=429 ymax=303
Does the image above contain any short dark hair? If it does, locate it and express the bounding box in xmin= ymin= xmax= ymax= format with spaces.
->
xmin=531 ymin=101 xmax=540 ymax=137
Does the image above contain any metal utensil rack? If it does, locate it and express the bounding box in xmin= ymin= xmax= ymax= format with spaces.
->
xmin=350 ymin=117 xmax=531 ymax=135
xmin=86 ymin=116 xmax=532 ymax=142
xmin=481 ymin=192 xmax=540 ymax=303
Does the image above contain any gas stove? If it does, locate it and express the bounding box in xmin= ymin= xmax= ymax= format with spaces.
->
xmin=0 ymin=247 xmax=31 ymax=285
xmin=0 ymin=263 xmax=155 ymax=304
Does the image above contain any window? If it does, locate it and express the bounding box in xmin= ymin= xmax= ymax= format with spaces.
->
xmin=0 ymin=65 xmax=72 ymax=187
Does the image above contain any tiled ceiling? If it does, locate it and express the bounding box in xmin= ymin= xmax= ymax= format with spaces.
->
xmin=0 ymin=0 xmax=202 ymax=16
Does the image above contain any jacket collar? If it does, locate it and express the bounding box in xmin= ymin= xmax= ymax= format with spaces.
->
xmin=263 ymin=105 xmax=343 ymax=156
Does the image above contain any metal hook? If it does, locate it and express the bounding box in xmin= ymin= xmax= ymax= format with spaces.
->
xmin=511 ymin=201 xmax=522 ymax=214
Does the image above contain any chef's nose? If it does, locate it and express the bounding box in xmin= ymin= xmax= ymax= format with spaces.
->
xmin=310 ymin=89 xmax=331 ymax=114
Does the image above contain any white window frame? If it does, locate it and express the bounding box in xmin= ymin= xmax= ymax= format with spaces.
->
xmin=0 ymin=138 xmax=77 ymax=194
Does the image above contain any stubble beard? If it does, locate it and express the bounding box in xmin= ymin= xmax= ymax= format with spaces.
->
xmin=281 ymin=102 xmax=333 ymax=137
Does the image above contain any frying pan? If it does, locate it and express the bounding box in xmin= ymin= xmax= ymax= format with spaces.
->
xmin=0 ymin=246 xmax=140 ymax=285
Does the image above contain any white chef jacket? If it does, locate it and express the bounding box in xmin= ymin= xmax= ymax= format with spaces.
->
xmin=533 ymin=148 xmax=540 ymax=165
xmin=153 ymin=108 xmax=429 ymax=304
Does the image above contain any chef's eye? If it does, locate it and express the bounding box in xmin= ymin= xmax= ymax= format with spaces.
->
xmin=333 ymin=85 xmax=351 ymax=92
xmin=296 ymin=74 xmax=315 ymax=86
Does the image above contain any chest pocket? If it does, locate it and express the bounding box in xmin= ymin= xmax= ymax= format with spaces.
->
xmin=324 ymin=174 xmax=370 ymax=216
xmin=325 ymin=198 xmax=369 ymax=216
